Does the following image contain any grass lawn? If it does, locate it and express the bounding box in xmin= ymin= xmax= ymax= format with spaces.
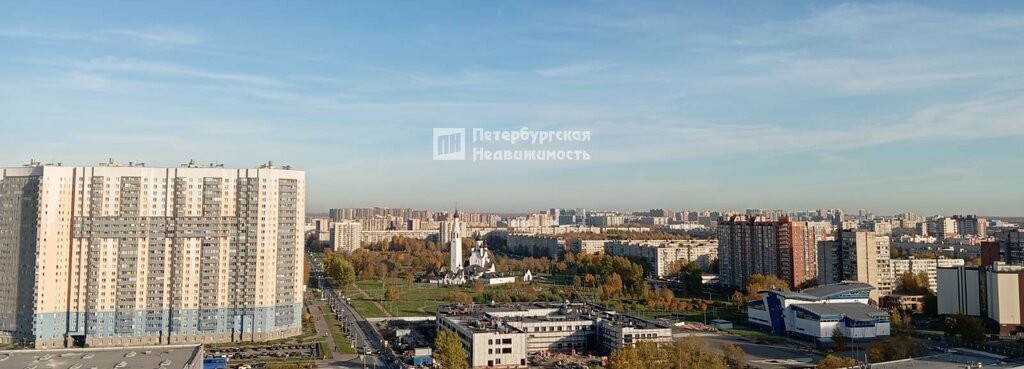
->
xmin=352 ymin=279 xmax=475 ymax=317
xmin=321 ymin=306 xmax=356 ymax=355
xmin=350 ymin=300 xmax=389 ymax=318
xmin=723 ymin=327 xmax=786 ymax=344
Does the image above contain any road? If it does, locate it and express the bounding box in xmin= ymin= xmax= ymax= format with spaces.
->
xmin=702 ymin=334 xmax=822 ymax=369
xmin=308 ymin=253 xmax=400 ymax=369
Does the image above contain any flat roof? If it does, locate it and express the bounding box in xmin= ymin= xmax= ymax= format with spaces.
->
xmin=763 ymin=282 xmax=874 ymax=301
xmin=871 ymin=352 xmax=1016 ymax=369
xmin=793 ymin=302 xmax=888 ymax=321
xmin=0 ymin=344 xmax=202 ymax=369
xmin=438 ymin=302 xmax=669 ymax=333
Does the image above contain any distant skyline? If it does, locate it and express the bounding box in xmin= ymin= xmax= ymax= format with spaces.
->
xmin=2 ymin=2 xmax=1023 ymax=215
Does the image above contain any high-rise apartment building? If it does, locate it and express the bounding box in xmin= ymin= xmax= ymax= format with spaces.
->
xmin=717 ymin=216 xmax=821 ymax=289
xmin=0 ymin=160 xmax=304 ymax=348
xmin=777 ymin=218 xmax=821 ymax=288
xmin=717 ymin=216 xmax=777 ymax=289
xmin=996 ymin=229 xmax=1024 ymax=265
xmin=952 ymin=215 xmax=987 ymax=237
xmin=330 ymin=220 xmax=362 ymax=253
xmin=819 ymin=229 xmax=892 ymax=299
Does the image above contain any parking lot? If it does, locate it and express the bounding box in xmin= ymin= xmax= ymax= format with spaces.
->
xmin=205 ymin=343 xmax=319 ymax=362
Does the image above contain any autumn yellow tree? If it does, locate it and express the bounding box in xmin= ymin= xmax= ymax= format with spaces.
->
xmin=721 ymin=343 xmax=746 ymax=368
xmin=608 ymin=338 xmax=727 ymax=369
xmin=816 ymin=354 xmax=857 ymax=369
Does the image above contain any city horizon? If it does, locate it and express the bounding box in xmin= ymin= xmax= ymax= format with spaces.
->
xmin=3 ymin=2 xmax=1024 ymax=216
xmin=6 ymin=158 xmax=1024 ymax=217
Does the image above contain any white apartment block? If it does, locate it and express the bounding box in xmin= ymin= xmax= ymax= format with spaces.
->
xmin=0 ymin=160 xmax=304 ymax=348
xmin=890 ymin=257 xmax=964 ymax=293
xmin=360 ymin=230 xmax=439 ymax=244
xmin=568 ymin=239 xmax=608 ymax=255
xmin=604 ymin=240 xmax=719 ymax=277
xmin=436 ymin=302 xmax=670 ymax=369
xmin=329 ymin=220 xmax=362 ymax=252
xmin=505 ymin=234 xmax=566 ymax=259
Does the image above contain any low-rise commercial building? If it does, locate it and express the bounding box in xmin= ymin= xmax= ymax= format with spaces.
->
xmin=0 ymin=344 xmax=204 ymax=369
xmin=880 ymin=294 xmax=926 ymax=313
xmin=436 ymin=302 xmax=671 ymax=369
xmin=747 ymin=282 xmax=890 ymax=346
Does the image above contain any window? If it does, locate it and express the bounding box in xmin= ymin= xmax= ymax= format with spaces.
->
xmin=501 ymin=348 xmax=511 ymax=354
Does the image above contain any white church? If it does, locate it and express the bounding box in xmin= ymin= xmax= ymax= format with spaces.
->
xmin=429 ymin=210 xmax=532 ymax=285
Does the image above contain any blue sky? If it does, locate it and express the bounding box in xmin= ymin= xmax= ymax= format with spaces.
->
xmin=2 ymin=1 xmax=1023 ymax=215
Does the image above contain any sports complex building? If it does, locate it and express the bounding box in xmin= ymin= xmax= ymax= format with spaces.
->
xmin=748 ymin=282 xmax=891 ymax=346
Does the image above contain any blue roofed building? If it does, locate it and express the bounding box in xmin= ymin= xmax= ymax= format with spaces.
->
xmin=747 ymin=281 xmax=890 ymax=347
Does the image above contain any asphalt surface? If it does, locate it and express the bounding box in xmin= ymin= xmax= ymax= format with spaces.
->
xmin=703 ymin=334 xmax=822 ymax=369
xmin=308 ymin=253 xmax=399 ymax=369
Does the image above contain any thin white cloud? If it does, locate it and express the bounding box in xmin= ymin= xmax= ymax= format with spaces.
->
xmin=0 ymin=26 xmax=202 ymax=48
xmin=60 ymin=72 xmax=125 ymax=92
xmin=107 ymin=28 xmax=203 ymax=48
xmin=535 ymin=61 xmax=613 ymax=78
xmin=36 ymin=57 xmax=283 ymax=86
xmin=589 ymin=93 xmax=1024 ymax=163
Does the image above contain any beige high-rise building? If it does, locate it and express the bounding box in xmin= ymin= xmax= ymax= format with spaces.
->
xmin=819 ymin=229 xmax=892 ymax=300
xmin=0 ymin=160 xmax=305 ymax=348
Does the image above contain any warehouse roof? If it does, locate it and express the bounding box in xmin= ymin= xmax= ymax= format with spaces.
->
xmin=792 ymin=302 xmax=889 ymax=321
xmin=0 ymin=344 xmax=202 ymax=369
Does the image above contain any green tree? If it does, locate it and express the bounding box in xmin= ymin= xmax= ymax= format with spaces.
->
xmin=816 ymin=354 xmax=857 ymax=369
xmin=944 ymin=314 xmax=986 ymax=343
xmin=681 ymin=262 xmax=703 ymax=296
xmin=721 ymin=343 xmax=746 ymax=368
xmin=867 ymin=335 xmax=922 ymax=363
xmin=831 ymin=327 xmax=848 ymax=351
xmin=895 ymin=271 xmax=930 ymax=295
xmin=890 ymin=310 xmax=912 ymax=335
xmin=325 ymin=256 xmax=356 ymax=289
xmin=433 ymin=330 xmax=468 ymax=369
